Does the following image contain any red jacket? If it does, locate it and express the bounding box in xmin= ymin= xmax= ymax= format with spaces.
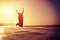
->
xmin=18 ymin=13 xmax=23 ymax=21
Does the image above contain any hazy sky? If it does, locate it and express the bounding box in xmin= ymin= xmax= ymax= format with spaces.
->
xmin=0 ymin=0 xmax=58 ymax=25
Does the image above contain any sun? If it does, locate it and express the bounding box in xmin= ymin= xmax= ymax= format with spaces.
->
xmin=1 ymin=7 xmax=11 ymax=14
xmin=0 ymin=7 xmax=18 ymax=24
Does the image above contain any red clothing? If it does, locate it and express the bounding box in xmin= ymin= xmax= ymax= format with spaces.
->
xmin=16 ymin=9 xmax=24 ymax=27
xmin=18 ymin=13 xmax=23 ymax=24
xmin=18 ymin=13 xmax=23 ymax=20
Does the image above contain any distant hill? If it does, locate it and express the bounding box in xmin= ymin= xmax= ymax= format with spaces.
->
xmin=0 ymin=23 xmax=60 ymax=28
xmin=24 ymin=25 xmax=60 ymax=28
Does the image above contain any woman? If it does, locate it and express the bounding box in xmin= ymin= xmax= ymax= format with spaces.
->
xmin=16 ymin=8 xmax=24 ymax=27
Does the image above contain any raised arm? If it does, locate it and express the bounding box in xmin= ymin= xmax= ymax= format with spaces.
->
xmin=22 ymin=8 xmax=24 ymax=15
xmin=16 ymin=10 xmax=19 ymax=14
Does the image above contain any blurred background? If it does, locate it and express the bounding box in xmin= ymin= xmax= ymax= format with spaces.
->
xmin=0 ymin=0 xmax=60 ymax=40
xmin=0 ymin=0 xmax=60 ymax=26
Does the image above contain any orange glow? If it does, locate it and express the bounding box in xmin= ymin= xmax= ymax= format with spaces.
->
xmin=0 ymin=28 xmax=4 ymax=40
xmin=1 ymin=7 xmax=10 ymax=14
xmin=0 ymin=0 xmax=58 ymax=25
xmin=0 ymin=6 xmax=18 ymax=24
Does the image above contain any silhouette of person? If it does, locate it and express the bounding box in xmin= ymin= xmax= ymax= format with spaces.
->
xmin=16 ymin=8 xmax=24 ymax=27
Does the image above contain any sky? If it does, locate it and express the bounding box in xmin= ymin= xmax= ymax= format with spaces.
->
xmin=50 ymin=0 xmax=60 ymax=24
xmin=0 ymin=0 xmax=59 ymax=25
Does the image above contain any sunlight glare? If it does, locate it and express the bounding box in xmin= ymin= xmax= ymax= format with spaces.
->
xmin=0 ymin=7 xmax=18 ymax=24
xmin=0 ymin=28 xmax=4 ymax=40
xmin=1 ymin=7 xmax=11 ymax=14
